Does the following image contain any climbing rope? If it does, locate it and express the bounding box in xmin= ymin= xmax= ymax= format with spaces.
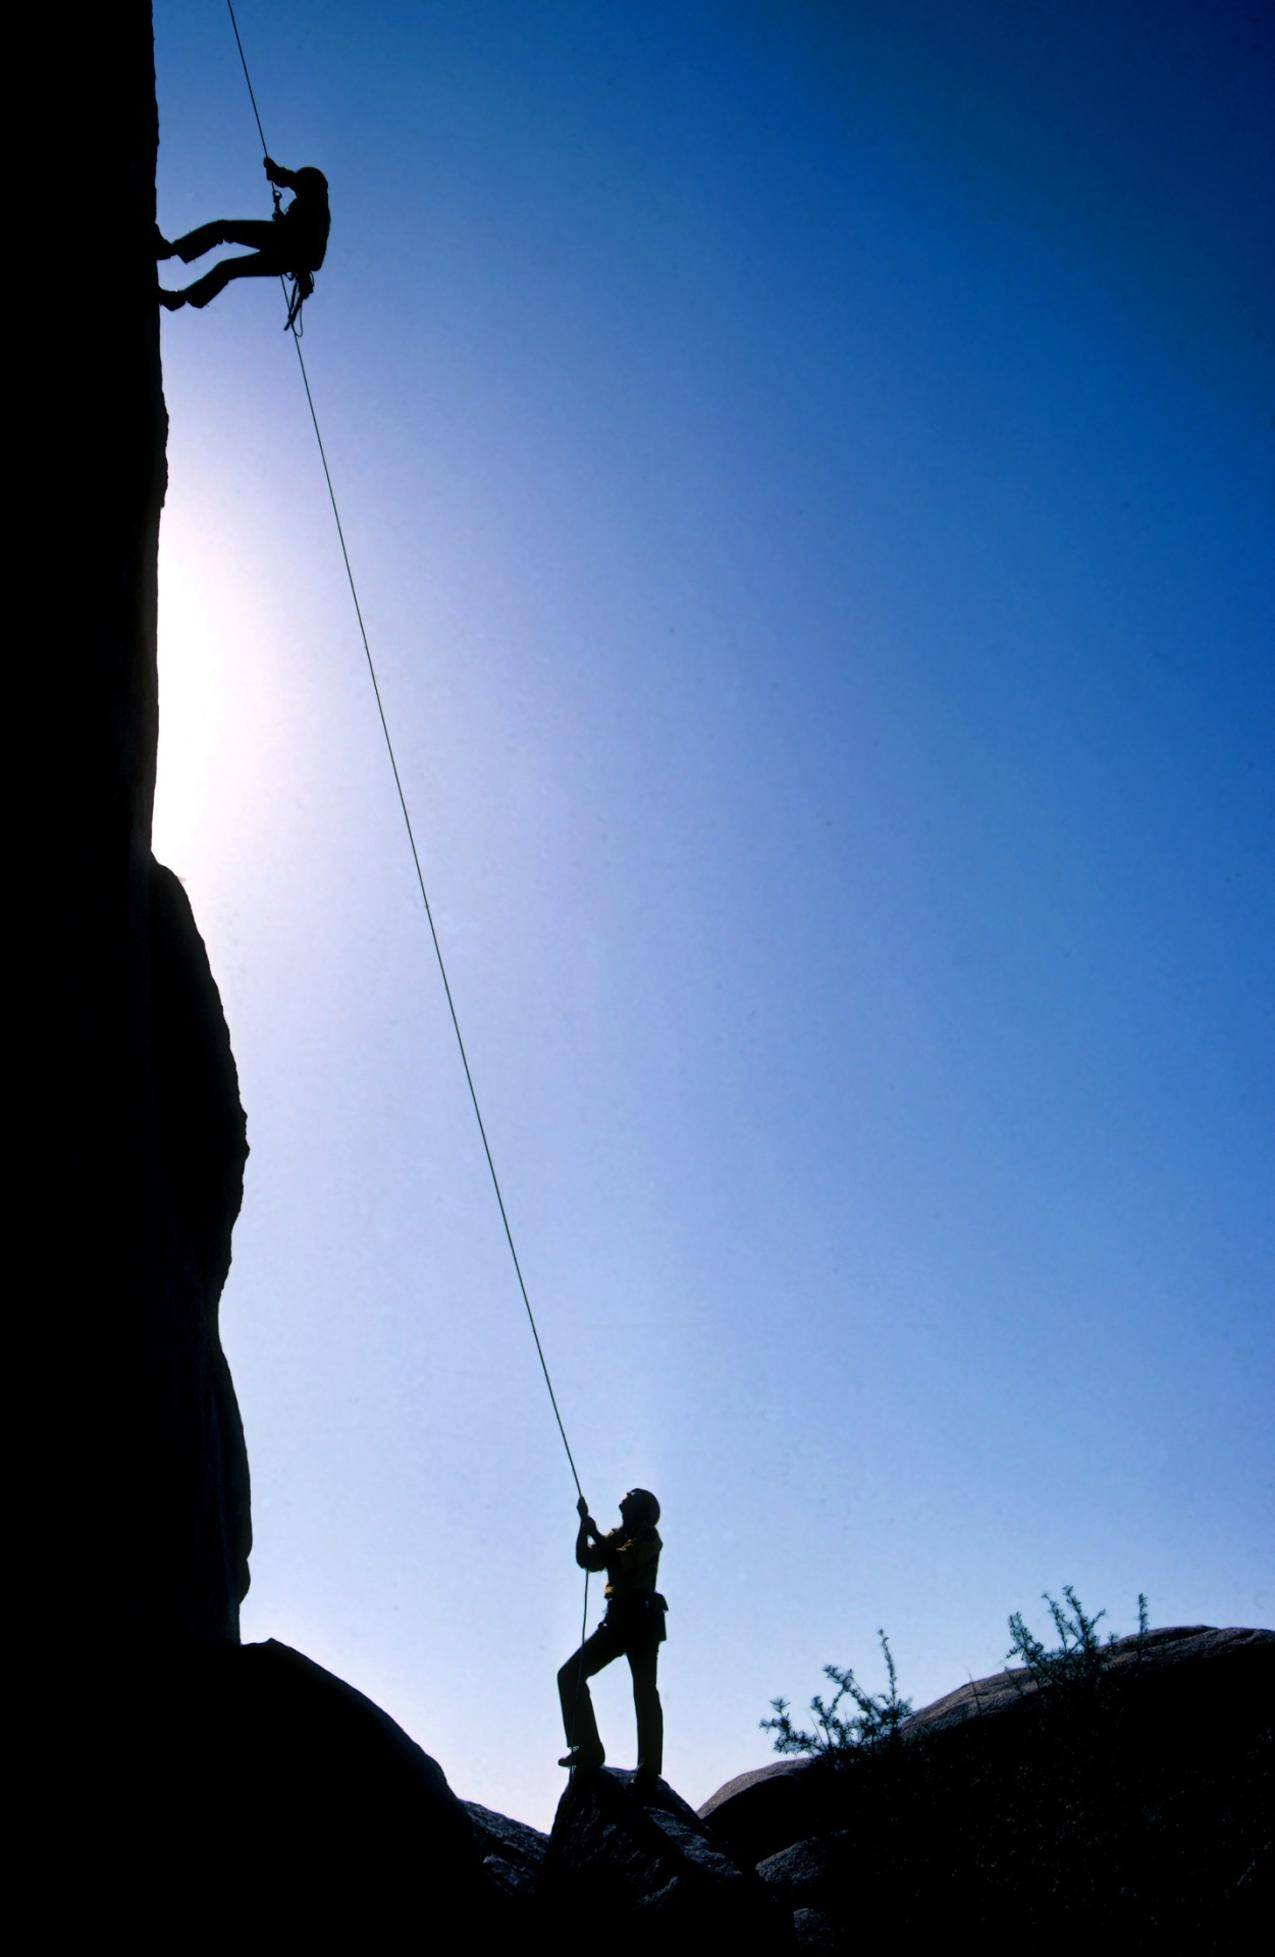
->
xmin=226 ymin=0 xmax=313 ymax=329
xmin=220 ymin=11 xmax=595 ymax=1619
xmin=220 ymin=3 xmax=606 ymax=1773
xmin=225 ymin=0 xmax=272 ymax=163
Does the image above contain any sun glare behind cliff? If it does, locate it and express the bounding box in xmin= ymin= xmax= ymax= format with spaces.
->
xmin=154 ymin=510 xmax=291 ymax=880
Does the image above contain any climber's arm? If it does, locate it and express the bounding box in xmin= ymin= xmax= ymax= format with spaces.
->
xmin=575 ymin=1498 xmax=610 ymax=1572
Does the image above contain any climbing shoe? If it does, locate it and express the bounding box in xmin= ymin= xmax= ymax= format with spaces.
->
xmin=558 ymin=1746 xmax=605 ymax=1770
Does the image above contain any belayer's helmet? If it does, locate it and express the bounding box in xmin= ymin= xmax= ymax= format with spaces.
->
xmin=621 ymin=1488 xmax=660 ymax=1526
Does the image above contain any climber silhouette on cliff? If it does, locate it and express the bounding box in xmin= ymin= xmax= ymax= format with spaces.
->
xmin=559 ymin=1489 xmax=667 ymax=1785
xmin=157 ymin=157 xmax=329 ymax=318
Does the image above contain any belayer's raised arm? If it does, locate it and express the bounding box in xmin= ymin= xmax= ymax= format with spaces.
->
xmin=575 ymin=1495 xmax=609 ymax=1573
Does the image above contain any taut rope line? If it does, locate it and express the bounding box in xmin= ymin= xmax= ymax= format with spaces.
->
xmin=220 ymin=1 xmax=587 ymax=1511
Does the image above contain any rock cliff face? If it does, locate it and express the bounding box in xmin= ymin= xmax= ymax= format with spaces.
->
xmin=65 ymin=3 xmax=250 ymax=1646
xmin=62 ymin=17 xmax=510 ymax=1933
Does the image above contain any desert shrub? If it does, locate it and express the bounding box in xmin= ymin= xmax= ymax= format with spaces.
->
xmin=1005 ymin=1586 xmax=1150 ymax=1693
xmin=763 ymin=1590 xmax=1153 ymax=1759
xmin=762 ymin=1628 xmax=913 ymax=1756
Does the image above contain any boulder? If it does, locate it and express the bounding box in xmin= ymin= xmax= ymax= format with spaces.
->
xmin=791 ymin=1906 xmax=840 ymax=1952
xmin=757 ymin=1834 xmax=841 ymax=1908
xmin=126 ymin=1639 xmax=514 ymax=1938
xmin=463 ymin=1799 xmax=549 ymax=1899
xmin=699 ymin=1757 xmax=825 ymax=1869
xmin=897 ymin=1622 xmax=1249 ymax=1737
xmin=543 ymin=1768 xmax=794 ymax=1951
xmin=700 ymin=1626 xmax=1274 ymax=1942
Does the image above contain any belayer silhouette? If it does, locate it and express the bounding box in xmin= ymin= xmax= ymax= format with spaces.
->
xmin=157 ymin=157 xmax=329 ymax=316
xmin=558 ymin=1489 xmax=667 ymax=1783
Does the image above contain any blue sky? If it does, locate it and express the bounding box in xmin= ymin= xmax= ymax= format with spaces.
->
xmin=154 ymin=1 xmax=1272 ymax=1827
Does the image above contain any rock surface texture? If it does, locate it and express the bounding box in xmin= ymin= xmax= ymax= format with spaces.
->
xmin=464 ymin=1800 xmax=550 ymax=1898
xmin=543 ymin=1768 xmax=794 ymax=1952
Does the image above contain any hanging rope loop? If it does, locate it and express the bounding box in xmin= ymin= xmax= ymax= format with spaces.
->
xmin=284 ymin=269 xmax=313 ymax=333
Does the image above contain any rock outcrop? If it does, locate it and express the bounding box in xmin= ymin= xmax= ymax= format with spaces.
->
xmin=464 ymin=1799 xmax=550 ymax=1899
xmin=543 ymin=1768 xmax=794 ymax=1951
xmin=701 ymin=1626 xmax=1274 ymax=1944
xmin=141 ymin=1640 xmax=515 ymax=1938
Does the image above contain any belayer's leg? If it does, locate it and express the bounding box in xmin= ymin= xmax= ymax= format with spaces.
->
xmin=164 ymin=218 xmax=279 ymax=264
xmin=558 ymin=1622 xmax=622 ymax=1768
xmin=628 ymin=1643 xmax=663 ymax=1779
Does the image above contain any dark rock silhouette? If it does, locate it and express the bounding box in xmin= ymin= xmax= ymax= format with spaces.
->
xmin=56 ymin=0 xmax=249 ymax=1655
xmin=144 ymin=1640 xmax=515 ymax=1936
xmin=54 ymin=14 xmax=514 ymax=1937
xmin=464 ymin=1800 xmax=550 ymax=1898
xmin=543 ymin=1768 xmax=794 ymax=1951
xmin=701 ymin=1626 xmax=1274 ymax=1944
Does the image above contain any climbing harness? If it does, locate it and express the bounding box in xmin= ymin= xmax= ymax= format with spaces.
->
xmin=220 ymin=2 xmax=597 ymax=1743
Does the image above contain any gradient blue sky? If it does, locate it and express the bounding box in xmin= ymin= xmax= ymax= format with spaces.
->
xmin=154 ymin=0 xmax=1272 ymax=1827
